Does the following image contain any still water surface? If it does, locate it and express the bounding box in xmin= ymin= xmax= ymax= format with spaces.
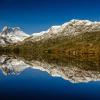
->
xmin=0 ymin=55 xmax=100 ymax=100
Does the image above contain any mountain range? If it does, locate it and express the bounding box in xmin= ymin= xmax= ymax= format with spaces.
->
xmin=29 ymin=19 xmax=100 ymax=42
xmin=1 ymin=19 xmax=100 ymax=46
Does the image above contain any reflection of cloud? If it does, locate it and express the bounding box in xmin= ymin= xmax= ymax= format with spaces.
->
xmin=0 ymin=55 xmax=100 ymax=83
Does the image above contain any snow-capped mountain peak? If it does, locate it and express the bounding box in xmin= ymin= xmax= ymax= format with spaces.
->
xmin=2 ymin=26 xmax=8 ymax=32
xmin=0 ymin=26 xmax=30 ymax=46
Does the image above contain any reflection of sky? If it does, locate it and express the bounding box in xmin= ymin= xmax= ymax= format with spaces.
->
xmin=0 ymin=0 xmax=100 ymax=34
xmin=0 ymin=68 xmax=100 ymax=100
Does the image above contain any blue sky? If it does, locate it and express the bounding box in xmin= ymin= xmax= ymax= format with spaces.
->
xmin=0 ymin=0 xmax=100 ymax=34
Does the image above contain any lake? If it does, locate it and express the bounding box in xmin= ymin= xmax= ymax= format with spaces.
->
xmin=0 ymin=55 xmax=100 ymax=100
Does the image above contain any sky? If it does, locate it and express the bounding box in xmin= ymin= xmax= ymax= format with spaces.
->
xmin=0 ymin=0 xmax=100 ymax=34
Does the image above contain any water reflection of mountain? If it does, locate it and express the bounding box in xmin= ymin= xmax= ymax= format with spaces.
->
xmin=0 ymin=55 xmax=30 ymax=75
xmin=0 ymin=55 xmax=100 ymax=83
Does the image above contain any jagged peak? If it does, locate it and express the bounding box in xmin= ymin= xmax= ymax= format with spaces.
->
xmin=2 ymin=26 xmax=21 ymax=32
xmin=2 ymin=26 xmax=8 ymax=31
xmin=0 ymin=26 xmax=29 ymax=45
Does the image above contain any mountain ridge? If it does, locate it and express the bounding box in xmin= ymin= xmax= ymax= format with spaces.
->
xmin=21 ymin=19 xmax=100 ymax=45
